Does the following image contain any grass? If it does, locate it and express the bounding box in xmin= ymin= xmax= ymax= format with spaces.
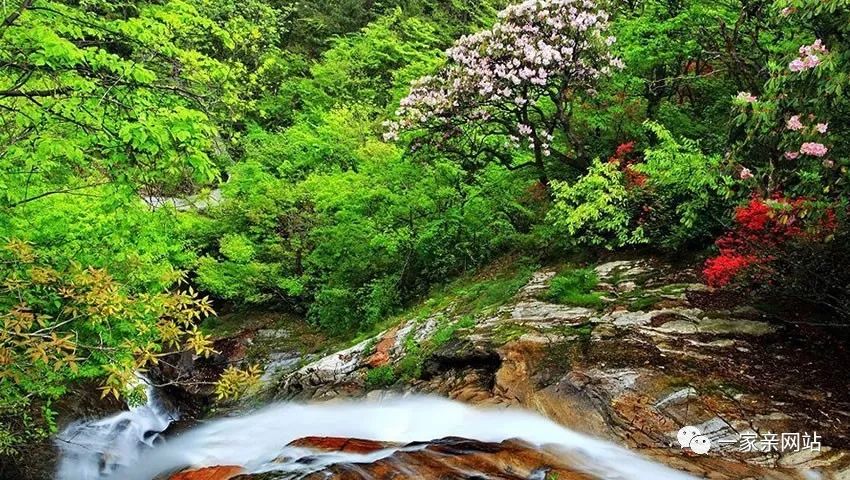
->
xmin=627 ymin=293 xmax=661 ymax=311
xmin=546 ymin=267 xmax=604 ymax=309
xmin=431 ymin=315 xmax=476 ymax=348
xmin=394 ymin=314 xmax=477 ymax=382
xmin=452 ymin=263 xmax=537 ymax=315
xmin=365 ymin=365 xmax=396 ymax=389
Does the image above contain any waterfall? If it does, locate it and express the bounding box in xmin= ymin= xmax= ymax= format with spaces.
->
xmin=56 ymin=393 xmax=695 ymax=480
xmin=55 ymin=375 xmax=177 ymax=480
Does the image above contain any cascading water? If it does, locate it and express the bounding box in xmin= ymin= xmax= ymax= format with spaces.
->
xmin=56 ymin=392 xmax=696 ymax=480
xmin=55 ymin=376 xmax=177 ymax=480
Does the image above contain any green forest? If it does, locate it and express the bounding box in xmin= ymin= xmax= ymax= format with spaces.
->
xmin=1 ymin=0 xmax=849 ymax=464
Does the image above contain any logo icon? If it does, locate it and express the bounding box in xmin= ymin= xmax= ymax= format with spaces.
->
xmin=677 ymin=426 xmax=711 ymax=454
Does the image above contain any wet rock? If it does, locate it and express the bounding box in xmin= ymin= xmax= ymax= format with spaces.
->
xmin=169 ymin=466 xmax=244 ymax=480
xmin=696 ymin=317 xmax=775 ymax=335
xmin=260 ymin=352 xmax=301 ymax=382
xmin=287 ymin=436 xmax=395 ymax=454
xmin=510 ymin=300 xmax=595 ymax=324
xmin=228 ymin=437 xmax=595 ymax=480
xmin=594 ymin=260 xmax=649 ymax=280
xmin=518 ymin=269 xmax=558 ymax=299
xmin=420 ymin=338 xmax=501 ymax=380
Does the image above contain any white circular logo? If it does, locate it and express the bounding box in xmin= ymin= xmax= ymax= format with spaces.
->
xmin=677 ymin=426 xmax=711 ymax=454
xmin=690 ymin=434 xmax=711 ymax=454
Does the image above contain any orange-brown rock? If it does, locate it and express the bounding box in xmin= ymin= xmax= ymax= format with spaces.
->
xmin=169 ymin=465 xmax=244 ymax=480
xmin=290 ymin=436 xmax=593 ymax=480
xmin=365 ymin=327 xmax=399 ymax=368
xmin=287 ymin=436 xmax=396 ymax=454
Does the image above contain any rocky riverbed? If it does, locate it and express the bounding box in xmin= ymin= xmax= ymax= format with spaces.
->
xmin=168 ymin=436 xmax=599 ymax=480
xmin=246 ymin=257 xmax=850 ymax=479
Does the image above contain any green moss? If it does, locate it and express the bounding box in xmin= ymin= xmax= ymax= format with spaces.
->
xmin=556 ymin=322 xmax=594 ymax=340
xmin=627 ymin=293 xmax=662 ymax=311
xmin=396 ymin=351 xmax=423 ymax=380
xmin=492 ymin=322 xmax=531 ymax=344
xmin=200 ymin=310 xmax=326 ymax=367
xmin=546 ymin=268 xmax=604 ymax=308
xmin=431 ymin=315 xmax=476 ymax=348
xmin=396 ymin=315 xmax=477 ymax=381
xmin=451 ymin=262 xmax=537 ymax=315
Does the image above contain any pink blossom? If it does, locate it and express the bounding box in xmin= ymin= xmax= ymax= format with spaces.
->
xmin=786 ymin=115 xmax=803 ymax=131
xmin=789 ymin=40 xmax=828 ymax=72
xmin=780 ymin=6 xmax=795 ymax=16
xmin=816 ymin=123 xmax=828 ymax=133
xmin=388 ymin=0 xmax=618 ymax=159
xmin=823 ymin=159 xmax=834 ymax=168
xmin=800 ymin=142 xmax=828 ymax=157
xmin=736 ymin=91 xmax=757 ymax=103
xmin=784 ymin=151 xmax=799 ymax=160
xmin=383 ymin=131 xmax=399 ymax=142
xmin=739 ymin=167 xmax=754 ymax=180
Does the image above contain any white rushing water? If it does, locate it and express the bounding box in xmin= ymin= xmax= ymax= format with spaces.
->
xmin=55 ymin=376 xmax=177 ymax=480
xmin=56 ymin=392 xmax=695 ymax=480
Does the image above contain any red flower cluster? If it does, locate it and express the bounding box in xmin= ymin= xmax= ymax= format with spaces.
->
xmin=704 ymin=253 xmax=756 ymax=288
xmin=624 ymin=166 xmax=648 ymax=187
xmin=608 ymin=141 xmax=648 ymax=187
xmin=704 ymin=197 xmax=833 ymax=287
xmin=613 ymin=141 xmax=635 ymax=159
xmin=734 ymin=198 xmax=771 ymax=231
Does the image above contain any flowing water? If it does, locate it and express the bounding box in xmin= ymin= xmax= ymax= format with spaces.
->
xmin=56 ymin=390 xmax=695 ymax=480
xmin=55 ymin=376 xmax=177 ymax=480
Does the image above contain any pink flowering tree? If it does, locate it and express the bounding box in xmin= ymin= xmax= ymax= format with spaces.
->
xmin=384 ymin=0 xmax=623 ymax=186
xmin=733 ymin=0 xmax=849 ymax=202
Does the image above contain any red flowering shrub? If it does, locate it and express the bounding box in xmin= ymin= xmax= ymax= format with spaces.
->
xmin=704 ymin=197 xmax=836 ymax=287
xmin=704 ymin=254 xmax=757 ymax=288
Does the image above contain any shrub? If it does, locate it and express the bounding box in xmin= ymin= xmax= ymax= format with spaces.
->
xmin=704 ymin=196 xmax=848 ymax=321
xmin=634 ymin=122 xmax=735 ymax=249
xmin=549 ymin=123 xmax=735 ymax=250
xmin=756 ymin=222 xmax=850 ymax=321
xmin=732 ymin=0 xmax=850 ymax=204
xmin=549 ymin=158 xmax=644 ymax=249
xmin=309 ymin=287 xmax=361 ymax=334
xmin=703 ymin=196 xmax=833 ymax=287
xmin=365 ymin=365 xmax=396 ymax=389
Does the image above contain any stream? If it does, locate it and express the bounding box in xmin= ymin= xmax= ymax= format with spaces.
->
xmin=54 ymin=383 xmax=694 ymax=480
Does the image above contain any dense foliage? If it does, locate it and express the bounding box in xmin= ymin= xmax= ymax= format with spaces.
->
xmin=3 ymin=0 xmax=850 ymax=459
